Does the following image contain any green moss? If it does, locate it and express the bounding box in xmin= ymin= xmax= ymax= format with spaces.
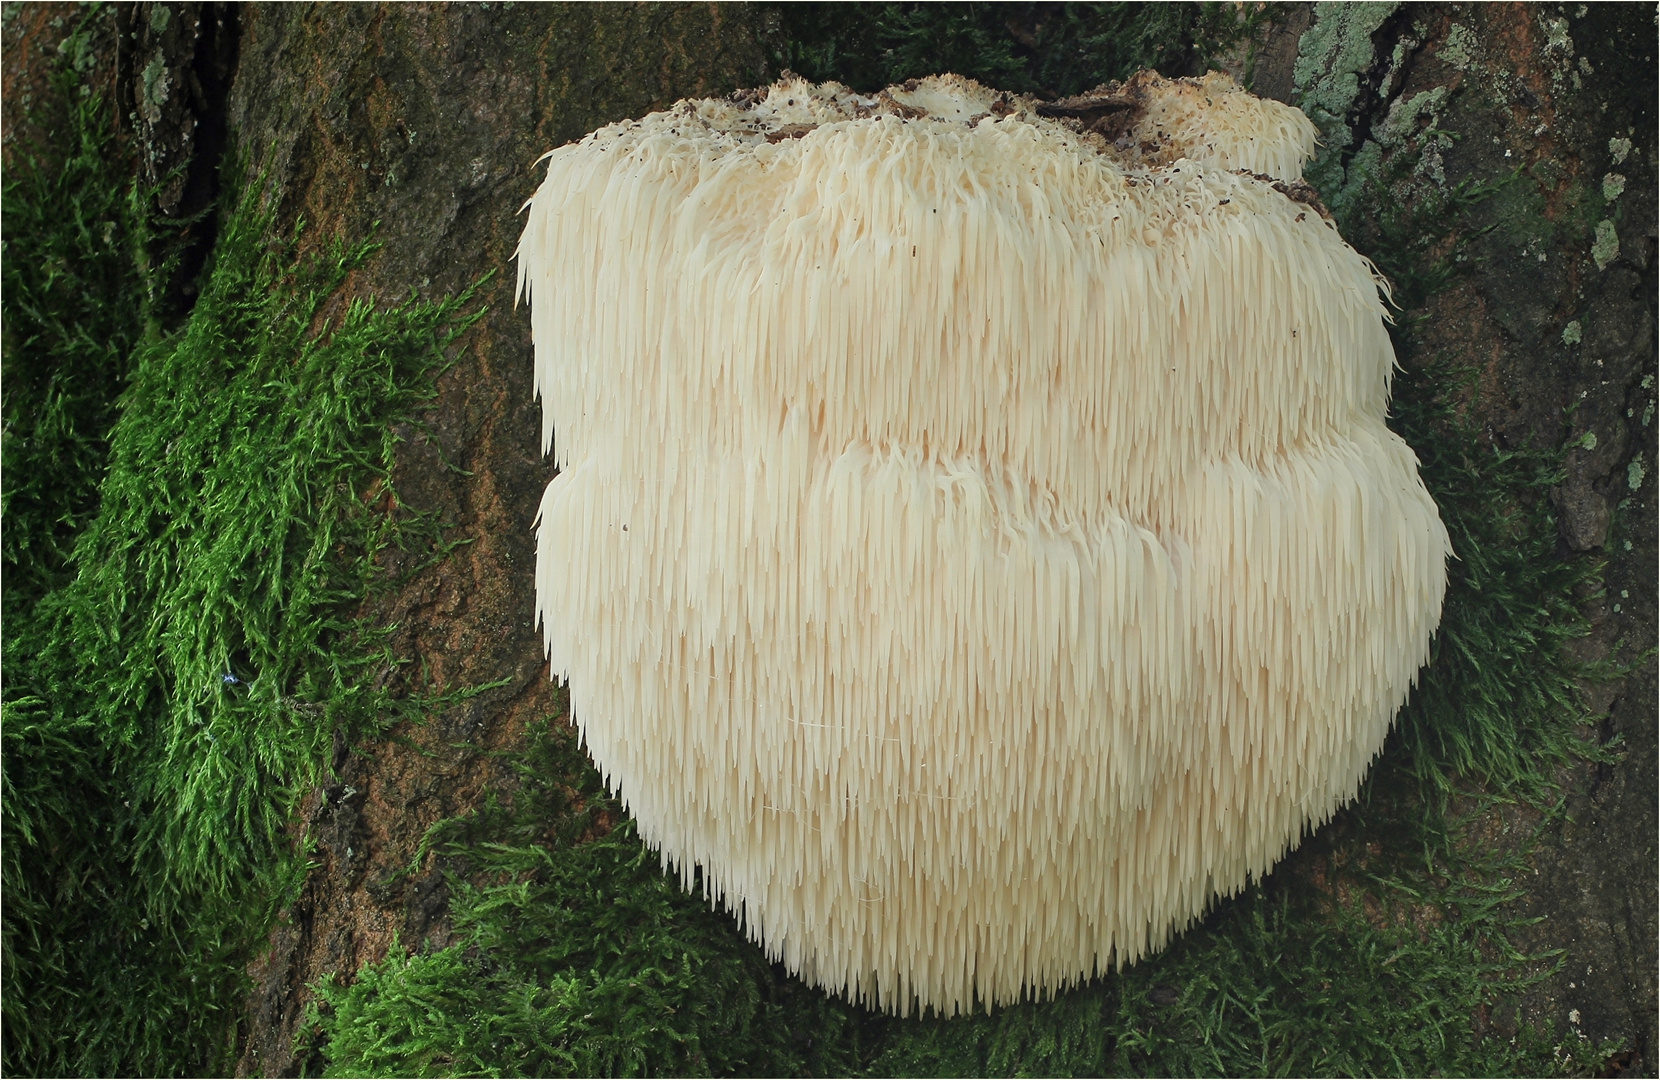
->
xmin=862 ymin=879 xmax=1612 ymax=1077
xmin=311 ymin=644 xmax=1615 ymax=1076
xmin=299 ymin=719 xmax=866 ymax=1079
xmin=1 ymin=136 xmax=479 ymax=1076
xmin=1 ymin=14 xmax=147 ymax=616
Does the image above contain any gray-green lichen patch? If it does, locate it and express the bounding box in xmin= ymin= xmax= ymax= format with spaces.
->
xmin=1374 ymin=86 xmax=1451 ymax=184
xmin=1592 ymin=219 xmax=1619 ymax=270
xmin=1541 ymin=15 xmax=1574 ymax=68
xmin=1608 ymin=136 xmax=1633 ymax=165
xmin=1291 ymin=4 xmax=1493 ymax=230
xmin=1536 ymin=10 xmax=1593 ymax=98
xmin=139 ymin=52 xmax=169 ymax=123
xmin=1293 ymin=1 xmax=1399 ymax=189
xmin=1439 ymin=23 xmax=1478 ymax=72
xmin=1601 ymin=173 xmax=1626 ymax=202
xmin=1563 ymin=320 xmax=1583 ymax=346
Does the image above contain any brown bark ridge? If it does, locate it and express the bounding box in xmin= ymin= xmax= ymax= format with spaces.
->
xmin=1246 ymin=3 xmax=1657 ymax=1071
xmin=2 ymin=4 xmax=82 ymax=173
xmin=214 ymin=6 xmax=770 ymax=1075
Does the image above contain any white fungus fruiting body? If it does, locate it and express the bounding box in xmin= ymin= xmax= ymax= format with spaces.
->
xmin=517 ymin=72 xmax=1450 ymax=1016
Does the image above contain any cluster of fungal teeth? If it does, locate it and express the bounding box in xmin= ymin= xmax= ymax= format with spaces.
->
xmin=517 ymin=71 xmax=1449 ymax=1016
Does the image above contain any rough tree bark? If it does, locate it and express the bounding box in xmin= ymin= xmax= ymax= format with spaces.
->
xmin=3 ymin=3 xmax=1653 ymax=1076
xmin=208 ymin=6 xmax=774 ymax=1074
xmin=1239 ymin=5 xmax=1657 ymax=1072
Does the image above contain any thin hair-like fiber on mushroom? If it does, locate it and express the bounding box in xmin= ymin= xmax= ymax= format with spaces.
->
xmin=517 ymin=73 xmax=1450 ymax=1016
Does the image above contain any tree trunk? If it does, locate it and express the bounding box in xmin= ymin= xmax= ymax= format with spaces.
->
xmin=210 ymin=6 xmax=773 ymax=1074
xmin=4 ymin=3 xmax=1652 ymax=1076
xmin=1243 ymin=6 xmax=1657 ymax=1068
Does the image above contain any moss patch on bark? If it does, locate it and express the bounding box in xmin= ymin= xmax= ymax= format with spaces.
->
xmin=1 ymin=21 xmax=481 ymax=1066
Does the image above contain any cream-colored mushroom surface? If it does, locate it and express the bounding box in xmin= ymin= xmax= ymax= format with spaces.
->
xmin=516 ymin=72 xmax=1450 ymax=1016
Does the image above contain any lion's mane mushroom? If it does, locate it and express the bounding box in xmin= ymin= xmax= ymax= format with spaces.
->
xmin=516 ymin=72 xmax=1450 ymax=1016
